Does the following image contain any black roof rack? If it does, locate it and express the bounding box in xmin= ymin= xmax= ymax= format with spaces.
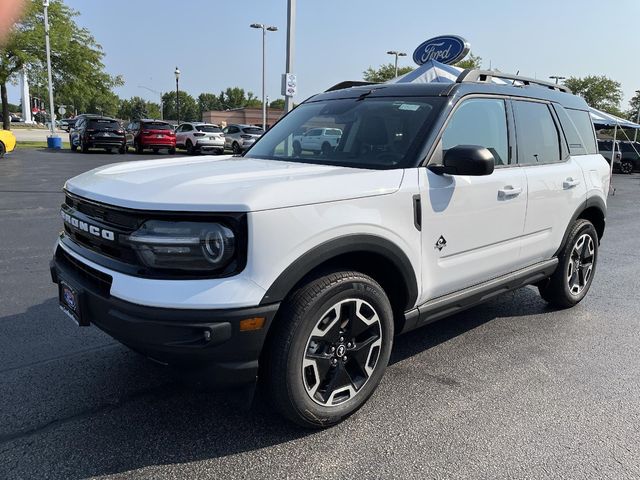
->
xmin=456 ymin=69 xmax=571 ymax=93
xmin=325 ymin=80 xmax=380 ymax=92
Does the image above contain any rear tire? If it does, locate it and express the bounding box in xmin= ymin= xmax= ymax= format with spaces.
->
xmin=81 ymin=139 xmax=89 ymax=153
xmin=539 ymin=219 xmax=598 ymax=308
xmin=168 ymin=147 xmax=176 ymax=155
xmin=232 ymin=142 xmax=241 ymax=155
xmin=153 ymin=148 xmax=159 ymax=154
xmin=0 ymin=141 xmax=5 ymax=158
xmin=262 ymin=271 xmax=393 ymax=428
xmin=186 ymin=140 xmax=195 ymax=155
xmin=135 ymin=141 xmax=143 ymax=154
xmin=620 ymin=160 xmax=634 ymax=174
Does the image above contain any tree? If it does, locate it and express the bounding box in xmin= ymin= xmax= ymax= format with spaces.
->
xmin=161 ymin=90 xmax=198 ymax=122
xmin=198 ymin=92 xmax=222 ymax=115
xmin=0 ymin=0 xmax=123 ymax=129
xmin=455 ymin=52 xmax=482 ymax=70
xmin=118 ymin=96 xmax=161 ymax=121
xmin=269 ymin=98 xmax=285 ymax=109
xmin=626 ymin=90 xmax=640 ymax=123
xmin=363 ymin=63 xmax=414 ymax=83
xmin=564 ymin=75 xmax=623 ymax=114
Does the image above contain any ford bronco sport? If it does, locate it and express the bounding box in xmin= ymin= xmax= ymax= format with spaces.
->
xmin=50 ymin=70 xmax=609 ymax=427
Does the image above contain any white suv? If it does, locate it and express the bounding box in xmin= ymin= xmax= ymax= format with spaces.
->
xmin=51 ymin=71 xmax=609 ymax=428
xmin=175 ymin=122 xmax=225 ymax=155
xmin=293 ymin=127 xmax=342 ymax=156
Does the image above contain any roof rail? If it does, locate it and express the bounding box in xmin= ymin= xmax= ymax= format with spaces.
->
xmin=325 ymin=80 xmax=380 ymax=92
xmin=455 ymin=69 xmax=572 ymax=93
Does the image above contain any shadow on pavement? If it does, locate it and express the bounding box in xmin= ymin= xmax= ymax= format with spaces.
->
xmin=0 ymin=287 xmax=551 ymax=479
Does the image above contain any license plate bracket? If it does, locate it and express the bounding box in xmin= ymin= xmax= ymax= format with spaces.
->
xmin=58 ymin=278 xmax=89 ymax=326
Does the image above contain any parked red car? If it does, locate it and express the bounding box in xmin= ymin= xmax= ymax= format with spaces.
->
xmin=125 ymin=119 xmax=176 ymax=154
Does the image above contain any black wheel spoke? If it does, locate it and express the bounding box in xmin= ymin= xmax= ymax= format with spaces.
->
xmin=303 ymin=298 xmax=383 ymax=406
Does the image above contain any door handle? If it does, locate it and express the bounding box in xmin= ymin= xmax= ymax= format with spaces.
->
xmin=498 ymin=185 xmax=522 ymax=198
xmin=563 ymin=177 xmax=581 ymax=189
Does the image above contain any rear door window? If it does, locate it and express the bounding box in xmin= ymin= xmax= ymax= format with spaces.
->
xmin=513 ymin=101 xmax=561 ymax=165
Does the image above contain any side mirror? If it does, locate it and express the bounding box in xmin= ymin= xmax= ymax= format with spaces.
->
xmin=430 ymin=145 xmax=495 ymax=176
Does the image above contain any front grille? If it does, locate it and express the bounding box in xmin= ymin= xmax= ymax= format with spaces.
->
xmin=56 ymin=246 xmax=112 ymax=297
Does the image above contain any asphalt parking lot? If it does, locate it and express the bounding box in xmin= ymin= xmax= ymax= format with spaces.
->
xmin=1 ymin=148 xmax=639 ymax=479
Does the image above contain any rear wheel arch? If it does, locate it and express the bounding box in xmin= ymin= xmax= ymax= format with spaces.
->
xmin=555 ymin=198 xmax=606 ymax=256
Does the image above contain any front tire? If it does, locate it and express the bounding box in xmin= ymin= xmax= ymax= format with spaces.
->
xmin=135 ymin=141 xmax=143 ymax=154
xmin=262 ymin=271 xmax=393 ymax=428
xmin=539 ymin=219 xmax=598 ymax=308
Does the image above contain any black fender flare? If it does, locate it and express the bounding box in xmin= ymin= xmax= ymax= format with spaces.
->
xmin=554 ymin=196 xmax=606 ymax=256
xmin=260 ymin=234 xmax=418 ymax=309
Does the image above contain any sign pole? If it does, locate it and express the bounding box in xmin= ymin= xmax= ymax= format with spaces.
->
xmin=284 ymin=0 xmax=296 ymax=113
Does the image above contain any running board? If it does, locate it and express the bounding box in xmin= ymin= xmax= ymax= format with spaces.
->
xmin=401 ymin=259 xmax=558 ymax=334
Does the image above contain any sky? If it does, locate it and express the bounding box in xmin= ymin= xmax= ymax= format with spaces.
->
xmin=8 ymin=0 xmax=640 ymax=110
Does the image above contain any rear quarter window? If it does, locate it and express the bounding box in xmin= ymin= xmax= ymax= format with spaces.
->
xmin=566 ymin=109 xmax=597 ymax=155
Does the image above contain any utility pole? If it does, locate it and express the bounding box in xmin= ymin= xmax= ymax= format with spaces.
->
xmin=174 ymin=67 xmax=180 ymax=124
xmin=284 ymin=0 xmax=296 ymax=113
xmin=43 ymin=0 xmax=56 ymax=136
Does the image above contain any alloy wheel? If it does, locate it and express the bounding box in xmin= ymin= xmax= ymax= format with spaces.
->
xmin=567 ymin=233 xmax=595 ymax=296
xmin=621 ymin=161 xmax=633 ymax=174
xmin=302 ymin=298 xmax=383 ymax=406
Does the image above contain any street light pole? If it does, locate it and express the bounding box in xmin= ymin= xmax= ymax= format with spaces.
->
xmin=251 ymin=23 xmax=278 ymax=130
xmin=549 ymin=75 xmax=566 ymax=85
xmin=174 ymin=67 xmax=180 ymax=124
xmin=43 ymin=0 xmax=56 ymax=135
xmin=387 ymin=50 xmax=407 ymax=78
xmin=634 ymin=90 xmax=640 ymax=143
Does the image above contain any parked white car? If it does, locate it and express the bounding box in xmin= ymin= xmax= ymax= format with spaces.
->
xmin=51 ymin=70 xmax=609 ymax=428
xmin=176 ymin=122 xmax=225 ymax=155
xmin=293 ymin=127 xmax=342 ymax=156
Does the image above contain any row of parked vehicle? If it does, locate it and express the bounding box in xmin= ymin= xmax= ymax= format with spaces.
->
xmin=65 ymin=114 xmax=264 ymax=155
xmin=597 ymin=139 xmax=640 ymax=174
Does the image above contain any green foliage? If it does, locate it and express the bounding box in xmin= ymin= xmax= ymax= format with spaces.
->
xmin=118 ymin=96 xmax=161 ymax=121
xmin=564 ymin=75 xmax=623 ymax=114
xmin=0 ymin=0 xmax=123 ymax=128
xmin=454 ymin=52 xmax=482 ymax=70
xmin=162 ymin=90 xmax=198 ymax=122
xmin=269 ymin=98 xmax=285 ymax=109
xmin=626 ymin=91 xmax=640 ymax=122
xmin=198 ymin=92 xmax=222 ymax=115
xmin=363 ymin=63 xmax=414 ymax=83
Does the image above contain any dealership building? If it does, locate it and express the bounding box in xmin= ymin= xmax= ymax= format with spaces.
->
xmin=202 ymin=107 xmax=284 ymax=128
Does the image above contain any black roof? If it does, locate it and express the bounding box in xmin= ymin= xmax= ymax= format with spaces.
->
xmin=312 ymin=80 xmax=589 ymax=111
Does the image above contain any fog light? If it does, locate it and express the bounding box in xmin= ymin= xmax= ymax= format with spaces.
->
xmin=239 ymin=317 xmax=266 ymax=331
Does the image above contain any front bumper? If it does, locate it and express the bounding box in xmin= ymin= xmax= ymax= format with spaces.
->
xmin=50 ymin=246 xmax=279 ymax=386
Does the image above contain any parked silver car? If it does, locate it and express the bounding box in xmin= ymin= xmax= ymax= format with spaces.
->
xmin=222 ymin=124 xmax=264 ymax=154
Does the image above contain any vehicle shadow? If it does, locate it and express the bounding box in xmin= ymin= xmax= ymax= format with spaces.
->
xmin=0 ymin=287 xmax=552 ymax=479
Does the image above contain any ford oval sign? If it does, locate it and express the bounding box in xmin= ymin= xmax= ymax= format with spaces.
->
xmin=413 ymin=35 xmax=470 ymax=65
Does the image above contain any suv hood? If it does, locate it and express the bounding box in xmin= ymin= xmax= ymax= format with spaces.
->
xmin=64 ymin=155 xmax=404 ymax=212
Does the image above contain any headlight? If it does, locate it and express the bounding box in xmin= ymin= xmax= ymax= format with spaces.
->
xmin=126 ymin=220 xmax=236 ymax=272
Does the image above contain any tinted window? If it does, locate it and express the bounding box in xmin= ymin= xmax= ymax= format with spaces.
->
xmin=513 ymin=101 xmax=561 ymax=164
xmin=88 ymin=119 xmax=120 ymax=129
xmin=143 ymin=122 xmax=173 ymax=131
xmin=227 ymin=126 xmax=239 ymax=134
xmin=567 ymin=109 xmax=597 ymax=154
xmin=442 ymin=98 xmax=509 ymax=166
xmin=243 ymin=127 xmax=264 ymax=135
xmin=245 ymin=97 xmax=444 ymax=169
xmin=324 ymin=128 xmax=342 ymax=136
xmin=196 ymin=125 xmax=222 ymax=133
xmin=306 ymin=129 xmax=323 ymax=136
xmin=553 ymin=104 xmax=586 ymax=155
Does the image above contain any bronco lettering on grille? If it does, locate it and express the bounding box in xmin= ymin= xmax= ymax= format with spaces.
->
xmin=61 ymin=210 xmax=116 ymax=241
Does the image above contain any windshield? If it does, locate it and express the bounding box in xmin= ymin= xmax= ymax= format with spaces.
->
xmin=143 ymin=122 xmax=173 ymax=131
xmin=196 ymin=125 xmax=222 ymax=133
xmin=245 ymin=96 xmax=444 ymax=169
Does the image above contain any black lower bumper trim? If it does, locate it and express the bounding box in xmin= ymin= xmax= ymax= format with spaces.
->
xmin=51 ymin=248 xmax=279 ymax=386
